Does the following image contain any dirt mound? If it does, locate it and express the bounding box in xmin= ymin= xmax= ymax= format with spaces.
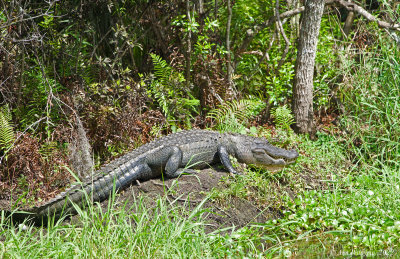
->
xmin=85 ymin=168 xmax=279 ymax=232
xmin=0 ymin=168 xmax=282 ymax=231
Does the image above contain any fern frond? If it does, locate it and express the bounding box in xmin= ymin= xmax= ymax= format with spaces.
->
xmin=0 ymin=104 xmax=15 ymax=151
xmin=207 ymin=99 xmax=266 ymax=133
xmin=150 ymin=53 xmax=172 ymax=85
xmin=0 ymin=105 xmax=12 ymax=122
xmin=39 ymin=141 xmax=58 ymax=159
xmin=270 ymin=105 xmax=294 ymax=130
xmin=148 ymin=54 xmax=198 ymax=127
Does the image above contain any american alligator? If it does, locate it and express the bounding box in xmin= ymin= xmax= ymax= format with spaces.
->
xmin=5 ymin=130 xmax=298 ymax=225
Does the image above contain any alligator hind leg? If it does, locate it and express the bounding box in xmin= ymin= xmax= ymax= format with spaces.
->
xmin=218 ymin=146 xmax=241 ymax=175
xmin=164 ymin=146 xmax=198 ymax=178
xmin=164 ymin=146 xmax=184 ymax=178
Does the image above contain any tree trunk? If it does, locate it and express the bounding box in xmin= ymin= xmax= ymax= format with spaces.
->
xmin=292 ymin=0 xmax=325 ymax=136
xmin=224 ymin=0 xmax=236 ymax=100
xmin=343 ymin=11 xmax=355 ymax=36
xmin=185 ymin=0 xmax=192 ymax=88
xmin=287 ymin=0 xmax=301 ymax=38
xmin=226 ymin=0 xmax=232 ymax=87
xmin=214 ymin=0 xmax=218 ymax=20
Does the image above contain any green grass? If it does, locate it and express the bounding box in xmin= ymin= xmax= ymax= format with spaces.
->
xmin=1 ymin=193 xmax=265 ymax=258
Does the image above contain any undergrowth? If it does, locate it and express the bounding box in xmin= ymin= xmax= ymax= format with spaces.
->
xmin=1 ymin=193 xmax=263 ymax=258
xmin=207 ymin=99 xmax=266 ymax=133
xmin=254 ymin=36 xmax=400 ymax=256
xmin=147 ymin=54 xmax=200 ymax=131
xmin=0 ymin=104 xmax=14 ymax=153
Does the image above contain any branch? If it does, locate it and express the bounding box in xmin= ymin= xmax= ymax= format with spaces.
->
xmin=334 ymin=0 xmax=400 ymax=31
xmin=226 ymin=0 xmax=233 ymax=87
xmin=237 ymin=0 xmax=399 ymax=55
xmin=237 ymin=0 xmax=334 ymax=55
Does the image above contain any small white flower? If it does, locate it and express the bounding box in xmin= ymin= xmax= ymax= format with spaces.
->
xmin=283 ymin=249 xmax=292 ymax=258
xmin=19 ymin=224 xmax=29 ymax=231
xmin=394 ymin=221 xmax=400 ymax=230
xmin=232 ymin=233 xmax=241 ymax=239
xmin=368 ymin=190 xmax=374 ymax=196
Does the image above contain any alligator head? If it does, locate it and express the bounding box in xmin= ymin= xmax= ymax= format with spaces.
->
xmin=229 ymin=134 xmax=299 ymax=171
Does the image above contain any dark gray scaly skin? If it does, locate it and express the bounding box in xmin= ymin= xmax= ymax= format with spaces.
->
xmin=7 ymin=130 xmax=298 ymax=225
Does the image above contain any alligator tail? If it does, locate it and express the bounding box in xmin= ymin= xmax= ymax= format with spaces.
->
xmin=4 ymin=154 xmax=154 ymax=225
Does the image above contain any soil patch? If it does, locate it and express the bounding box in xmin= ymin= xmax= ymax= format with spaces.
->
xmin=72 ymin=168 xmax=279 ymax=232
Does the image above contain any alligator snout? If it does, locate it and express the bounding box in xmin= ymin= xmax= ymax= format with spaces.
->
xmin=264 ymin=145 xmax=299 ymax=164
xmin=285 ymin=149 xmax=299 ymax=163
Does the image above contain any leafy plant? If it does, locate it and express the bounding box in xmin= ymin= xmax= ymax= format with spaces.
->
xmin=270 ymin=104 xmax=294 ymax=132
xmin=262 ymin=182 xmax=400 ymax=253
xmin=0 ymin=104 xmax=15 ymax=153
xmin=17 ymin=68 xmax=65 ymax=137
xmin=207 ymin=99 xmax=266 ymax=133
xmin=341 ymin=35 xmax=400 ymax=168
xmin=148 ymin=53 xmax=199 ymax=130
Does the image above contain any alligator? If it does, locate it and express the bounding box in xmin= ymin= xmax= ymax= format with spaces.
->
xmin=4 ymin=130 xmax=298 ymax=225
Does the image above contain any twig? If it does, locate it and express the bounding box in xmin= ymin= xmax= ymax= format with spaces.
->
xmin=275 ymin=0 xmax=291 ymax=72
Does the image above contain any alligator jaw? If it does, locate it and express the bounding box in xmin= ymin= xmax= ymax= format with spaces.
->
xmin=268 ymin=150 xmax=299 ymax=164
xmin=256 ymin=153 xmax=297 ymax=172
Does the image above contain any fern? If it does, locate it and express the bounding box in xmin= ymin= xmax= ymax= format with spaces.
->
xmin=0 ymin=104 xmax=15 ymax=152
xmin=148 ymin=54 xmax=199 ymax=129
xmin=151 ymin=53 xmax=173 ymax=84
xmin=270 ymin=105 xmax=294 ymax=131
xmin=207 ymin=99 xmax=266 ymax=133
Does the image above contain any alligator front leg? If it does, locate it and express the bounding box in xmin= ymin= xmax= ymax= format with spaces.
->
xmin=218 ymin=146 xmax=240 ymax=175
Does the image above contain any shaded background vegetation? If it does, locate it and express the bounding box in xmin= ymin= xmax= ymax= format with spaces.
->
xmin=0 ymin=0 xmax=399 ymax=216
xmin=2 ymin=0 xmax=400 ymax=256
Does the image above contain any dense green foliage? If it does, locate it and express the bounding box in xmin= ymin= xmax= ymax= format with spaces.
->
xmin=207 ymin=99 xmax=266 ymax=133
xmin=343 ymin=38 xmax=400 ymax=168
xmin=1 ymin=0 xmax=400 ymax=257
xmin=0 ymin=105 xmax=14 ymax=152
xmin=147 ymin=54 xmax=199 ymax=130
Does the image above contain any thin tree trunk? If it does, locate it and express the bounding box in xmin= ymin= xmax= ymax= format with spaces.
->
xmin=292 ymin=0 xmax=325 ymax=136
xmin=17 ymin=15 xmax=24 ymax=108
xmin=197 ymin=0 xmax=204 ymax=14
xmin=226 ymin=0 xmax=233 ymax=89
xmin=214 ymin=0 xmax=218 ymax=20
xmin=288 ymin=0 xmax=301 ymax=38
xmin=343 ymin=11 xmax=354 ymax=36
xmin=185 ymin=0 xmax=192 ymax=88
